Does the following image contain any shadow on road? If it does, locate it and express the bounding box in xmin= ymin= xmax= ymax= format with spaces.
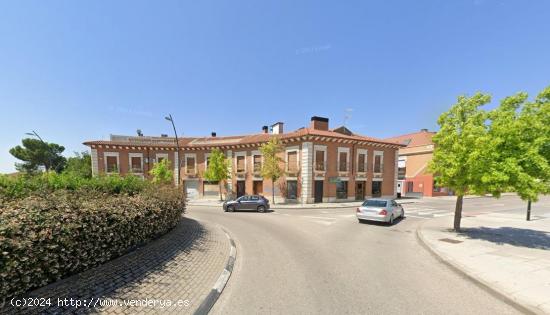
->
xmin=459 ymin=227 xmax=550 ymax=250
xmin=359 ymin=216 xmax=407 ymax=227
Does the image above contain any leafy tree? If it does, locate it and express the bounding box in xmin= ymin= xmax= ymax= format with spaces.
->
xmin=204 ymin=148 xmax=230 ymax=201
xmin=260 ymin=137 xmax=284 ymax=204
xmin=429 ymin=93 xmax=492 ymax=231
xmin=489 ymin=88 xmax=550 ymax=220
xmin=64 ymin=151 xmax=92 ymax=178
xmin=149 ymin=159 xmax=173 ymax=184
xmin=9 ymin=138 xmax=66 ymax=173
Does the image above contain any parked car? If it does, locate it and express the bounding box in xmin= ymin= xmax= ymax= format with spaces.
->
xmin=223 ymin=195 xmax=270 ymax=212
xmin=356 ymin=198 xmax=404 ymax=225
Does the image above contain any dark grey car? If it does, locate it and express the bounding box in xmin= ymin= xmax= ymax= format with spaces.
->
xmin=223 ymin=195 xmax=270 ymax=212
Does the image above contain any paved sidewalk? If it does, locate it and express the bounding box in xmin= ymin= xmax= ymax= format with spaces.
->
xmin=1 ymin=217 xmax=230 ymax=315
xmin=418 ymin=212 xmax=550 ymax=314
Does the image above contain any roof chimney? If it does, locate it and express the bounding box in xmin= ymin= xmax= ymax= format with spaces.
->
xmin=161 ymin=134 xmax=168 ymax=137
xmin=211 ymin=132 xmax=217 ymax=137
xmin=271 ymin=122 xmax=284 ymax=134
xmin=420 ymin=128 xmax=428 ymax=132
xmin=262 ymin=126 xmax=269 ymax=133
xmin=310 ymin=116 xmax=329 ymax=131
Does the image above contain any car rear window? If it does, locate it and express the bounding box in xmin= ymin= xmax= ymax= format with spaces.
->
xmin=362 ymin=200 xmax=388 ymax=207
xmin=250 ymin=196 xmax=259 ymax=201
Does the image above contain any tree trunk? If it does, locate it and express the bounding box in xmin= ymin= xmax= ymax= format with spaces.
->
xmin=526 ymin=199 xmax=532 ymax=221
xmin=272 ymin=177 xmax=276 ymax=205
xmin=219 ymin=182 xmax=223 ymax=201
xmin=454 ymin=195 xmax=464 ymax=232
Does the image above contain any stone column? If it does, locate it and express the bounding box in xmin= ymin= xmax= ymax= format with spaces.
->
xmin=174 ymin=151 xmax=179 ymax=186
xmin=91 ymin=148 xmax=99 ymax=177
xmin=226 ymin=150 xmax=233 ymax=194
xmin=301 ymin=142 xmax=313 ymax=203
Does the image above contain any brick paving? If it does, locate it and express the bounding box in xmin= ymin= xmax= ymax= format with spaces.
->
xmin=1 ymin=217 xmax=230 ymax=315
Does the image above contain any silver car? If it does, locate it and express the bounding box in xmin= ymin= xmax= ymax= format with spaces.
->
xmin=356 ymin=198 xmax=405 ymax=225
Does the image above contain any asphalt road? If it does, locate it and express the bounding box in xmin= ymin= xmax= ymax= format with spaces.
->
xmin=188 ymin=196 xmax=550 ymax=314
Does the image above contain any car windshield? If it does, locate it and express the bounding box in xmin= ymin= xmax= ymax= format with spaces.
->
xmin=362 ymin=200 xmax=388 ymax=208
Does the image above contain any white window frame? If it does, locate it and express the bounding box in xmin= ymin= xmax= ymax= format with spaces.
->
xmin=285 ymin=146 xmax=300 ymax=172
xmin=234 ymin=151 xmax=247 ymax=173
xmin=356 ymin=149 xmax=368 ymax=174
xmin=373 ymin=150 xmax=384 ymax=174
xmin=128 ymin=153 xmax=144 ymax=174
xmin=337 ymin=147 xmax=350 ymax=172
xmin=104 ymin=152 xmax=120 ymax=174
xmin=184 ymin=153 xmax=197 ymax=174
xmin=313 ymin=145 xmax=327 ymax=171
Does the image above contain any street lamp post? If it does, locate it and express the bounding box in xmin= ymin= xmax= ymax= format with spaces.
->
xmin=25 ymin=130 xmax=55 ymax=172
xmin=165 ymin=114 xmax=184 ymax=196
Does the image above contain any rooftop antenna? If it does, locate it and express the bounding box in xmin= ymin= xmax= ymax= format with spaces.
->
xmin=343 ymin=108 xmax=353 ymax=126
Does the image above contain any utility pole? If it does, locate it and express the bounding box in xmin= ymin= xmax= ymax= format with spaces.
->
xmin=165 ymin=114 xmax=184 ymax=196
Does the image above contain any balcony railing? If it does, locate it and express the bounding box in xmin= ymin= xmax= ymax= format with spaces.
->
xmin=315 ymin=161 xmax=326 ymax=171
xmin=130 ymin=167 xmax=143 ymax=173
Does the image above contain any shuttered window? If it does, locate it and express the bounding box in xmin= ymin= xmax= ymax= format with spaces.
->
xmin=287 ymin=151 xmax=298 ymax=172
xmin=106 ymin=156 xmax=118 ymax=173
xmin=315 ymin=150 xmax=325 ymax=171
xmin=358 ymin=154 xmax=366 ymax=172
xmin=131 ymin=156 xmax=142 ymax=172
xmin=253 ymin=155 xmax=262 ymax=172
xmin=236 ymin=156 xmax=245 ymax=172
xmin=374 ymin=155 xmax=382 ymax=173
xmin=186 ymin=157 xmax=195 ymax=173
xmin=339 ymin=152 xmax=348 ymax=172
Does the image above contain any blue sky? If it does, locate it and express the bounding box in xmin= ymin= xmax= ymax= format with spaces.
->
xmin=1 ymin=0 xmax=549 ymax=173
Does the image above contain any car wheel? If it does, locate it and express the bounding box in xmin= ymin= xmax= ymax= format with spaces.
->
xmin=388 ymin=215 xmax=394 ymax=225
xmin=400 ymin=209 xmax=405 ymax=219
xmin=358 ymin=219 xmax=365 ymax=224
xmin=257 ymin=205 xmax=266 ymax=213
xmin=227 ymin=206 xmax=235 ymax=212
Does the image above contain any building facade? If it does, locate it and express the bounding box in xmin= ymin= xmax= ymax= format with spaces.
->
xmin=84 ymin=117 xmax=404 ymax=203
xmin=385 ymin=129 xmax=451 ymax=198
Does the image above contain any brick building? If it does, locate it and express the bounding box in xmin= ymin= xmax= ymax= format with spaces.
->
xmin=385 ymin=129 xmax=451 ymax=198
xmin=84 ymin=116 xmax=404 ymax=203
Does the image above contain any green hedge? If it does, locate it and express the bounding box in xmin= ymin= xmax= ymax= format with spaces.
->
xmin=0 ymin=186 xmax=185 ymax=298
xmin=0 ymin=173 xmax=148 ymax=200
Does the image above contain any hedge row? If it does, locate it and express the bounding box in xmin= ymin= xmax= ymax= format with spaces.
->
xmin=0 ymin=173 xmax=149 ymax=200
xmin=0 ymin=186 xmax=185 ymax=298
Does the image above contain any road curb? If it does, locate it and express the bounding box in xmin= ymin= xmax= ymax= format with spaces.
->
xmin=194 ymin=227 xmax=236 ymax=315
xmin=415 ymin=221 xmax=541 ymax=315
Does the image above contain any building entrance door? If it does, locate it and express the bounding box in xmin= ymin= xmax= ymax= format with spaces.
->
xmin=314 ymin=180 xmax=323 ymax=203
xmin=355 ymin=181 xmax=365 ymax=200
xmin=237 ymin=181 xmax=246 ymax=197
xmin=372 ymin=181 xmax=382 ymax=197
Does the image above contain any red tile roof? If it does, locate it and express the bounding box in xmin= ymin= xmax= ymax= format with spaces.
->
xmin=84 ymin=128 xmax=404 ymax=148
xmin=384 ymin=130 xmax=436 ymax=147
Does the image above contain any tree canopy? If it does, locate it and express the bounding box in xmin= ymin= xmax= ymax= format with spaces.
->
xmin=260 ymin=137 xmax=284 ymax=204
xmin=149 ymin=159 xmax=173 ymax=184
xmin=203 ymin=148 xmax=230 ymax=200
xmin=63 ymin=151 xmax=93 ymax=178
xmin=9 ymin=138 xmax=66 ymax=173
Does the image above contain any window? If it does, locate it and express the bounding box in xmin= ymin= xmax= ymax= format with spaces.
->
xmin=315 ymin=150 xmax=325 ymax=171
xmin=339 ymin=152 xmax=348 ymax=172
xmin=287 ymin=180 xmax=298 ymax=199
xmin=250 ymin=195 xmax=260 ymax=201
xmin=407 ymin=181 xmax=414 ymax=192
xmin=253 ymin=155 xmax=262 ymax=172
xmin=157 ymin=157 xmax=165 ymax=163
xmin=106 ymin=156 xmax=118 ymax=173
xmin=362 ymin=200 xmax=387 ymax=207
xmin=186 ymin=157 xmax=196 ymax=174
xmin=374 ymin=153 xmax=383 ymax=173
xmin=336 ymin=181 xmax=348 ymax=199
xmin=287 ymin=151 xmax=298 ymax=172
xmin=398 ymin=158 xmax=406 ymax=180
xmin=358 ymin=153 xmax=366 ymax=172
xmin=236 ymin=156 xmax=245 ymax=172
xmin=130 ymin=156 xmax=142 ymax=173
